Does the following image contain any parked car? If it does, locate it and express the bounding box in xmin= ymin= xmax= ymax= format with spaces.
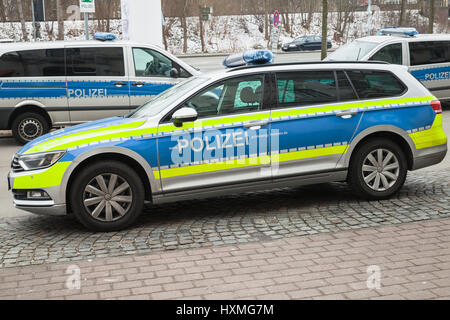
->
xmin=325 ymin=27 xmax=450 ymax=104
xmin=282 ymin=35 xmax=332 ymax=52
xmin=8 ymin=55 xmax=447 ymax=231
xmin=0 ymin=34 xmax=200 ymax=144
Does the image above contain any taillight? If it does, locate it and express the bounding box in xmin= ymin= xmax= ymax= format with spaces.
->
xmin=430 ymin=100 xmax=442 ymax=114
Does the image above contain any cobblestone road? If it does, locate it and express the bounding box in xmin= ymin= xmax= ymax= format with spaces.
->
xmin=0 ymin=170 xmax=448 ymax=269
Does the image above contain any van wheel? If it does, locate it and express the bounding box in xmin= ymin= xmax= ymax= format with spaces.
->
xmin=347 ymin=138 xmax=408 ymax=200
xmin=11 ymin=112 xmax=49 ymax=145
xmin=70 ymin=160 xmax=145 ymax=232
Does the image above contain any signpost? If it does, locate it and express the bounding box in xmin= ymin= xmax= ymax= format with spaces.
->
xmin=80 ymin=0 xmax=95 ymax=40
xmin=271 ymin=10 xmax=281 ymax=52
xmin=201 ymin=7 xmax=211 ymax=21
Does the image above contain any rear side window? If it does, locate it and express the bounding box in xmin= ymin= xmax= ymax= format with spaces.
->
xmin=409 ymin=41 xmax=450 ymax=66
xmin=347 ymin=70 xmax=406 ymax=99
xmin=66 ymin=47 xmax=125 ymax=76
xmin=336 ymin=71 xmax=358 ymax=101
xmin=0 ymin=49 xmax=65 ymax=77
xmin=276 ymin=71 xmax=338 ymax=107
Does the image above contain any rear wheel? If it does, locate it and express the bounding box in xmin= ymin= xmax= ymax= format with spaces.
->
xmin=348 ymin=138 xmax=408 ymax=200
xmin=11 ymin=112 xmax=49 ymax=145
xmin=70 ymin=161 xmax=145 ymax=231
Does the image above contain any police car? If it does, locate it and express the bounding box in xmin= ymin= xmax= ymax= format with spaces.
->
xmin=0 ymin=32 xmax=199 ymax=144
xmin=8 ymin=50 xmax=447 ymax=231
xmin=325 ymin=27 xmax=450 ymax=104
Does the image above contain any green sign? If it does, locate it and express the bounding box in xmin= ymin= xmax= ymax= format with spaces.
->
xmin=201 ymin=7 xmax=211 ymax=14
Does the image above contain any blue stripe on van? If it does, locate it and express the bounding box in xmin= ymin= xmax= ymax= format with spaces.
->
xmin=410 ymin=65 xmax=450 ymax=82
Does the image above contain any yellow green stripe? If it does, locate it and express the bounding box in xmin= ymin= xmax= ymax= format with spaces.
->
xmin=409 ymin=114 xmax=447 ymax=149
xmin=13 ymin=162 xmax=71 ymax=189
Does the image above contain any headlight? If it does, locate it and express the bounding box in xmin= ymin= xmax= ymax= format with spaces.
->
xmin=17 ymin=151 xmax=66 ymax=171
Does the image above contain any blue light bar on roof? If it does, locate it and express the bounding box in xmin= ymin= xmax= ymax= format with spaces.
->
xmin=378 ymin=27 xmax=418 ymax=37
xmin=223 ymin=50 xmax=274 ymax=68
xmin=93 ymin=32 xmax=117 ymax=41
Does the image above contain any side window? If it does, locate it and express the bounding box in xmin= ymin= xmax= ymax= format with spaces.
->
xmin=0 ymin=49 xmax=65 ymax=77
xmin=369 ymin=43 xmax=403 ymax=65
xmin=409 ymin=41 xmax=450 ymax=66
xmin=336 ymin=71 xmax=358 ymax=101
xmin=347 ymin=70 xmax=406 ymax=99
xmin=66 ymin=47 xmax=125 ymax=76
xmin=184 ymin=74 xmax=265 ymax=118
xmin=132 ymin=47 xmax=190 ymax=78
xmin=275 ymin=71 xmax=338 ymax=108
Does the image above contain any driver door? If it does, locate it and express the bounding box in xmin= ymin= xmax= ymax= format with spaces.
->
xmin=129 ymin=47 xmax=189 ymax=110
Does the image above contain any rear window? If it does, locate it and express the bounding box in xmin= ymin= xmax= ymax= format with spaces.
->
xmin=409 ymin=41 xmax=450 ymax=66
xmin=0 ymin=49 xmax=65 ymax=77
xmin=347 ymin=70 xmax=406 ymax=99
xmin=66 ymin=47 xmax=125 ymax=77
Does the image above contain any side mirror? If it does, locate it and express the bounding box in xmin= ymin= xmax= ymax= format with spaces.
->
xmin=170 ymin=67 xmax=179 ymax=78
xmin=172 ymin=107 xmax=198 ymax=127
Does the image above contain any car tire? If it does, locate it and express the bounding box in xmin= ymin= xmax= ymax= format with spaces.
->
xmin=11 ymin=112 xmax=50 ymax=145
xmin=347 ymin=138 xmax=408 ymax=200
xmin=70 ymin=160 xmax=145 ymax=232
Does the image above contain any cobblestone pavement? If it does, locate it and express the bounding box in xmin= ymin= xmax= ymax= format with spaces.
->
xmin=1 ymin=218 xmax=450 ymax=300
xmin=0 ymin=170 xmax=448 ymax=269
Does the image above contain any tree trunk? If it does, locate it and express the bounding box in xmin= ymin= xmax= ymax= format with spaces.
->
xmin=399 ymin=0 xmax=406 ymax=26
xmin=428 ymin=0 xmax=435 ymax=33
xmin=264 ymin=1 xmax=269 ymax=41
xmin=182 ymin=16 xmax=187 ymax=53
xmin=56 ymin=0 xmax=64 ymax=40
xmin=17 ymin=0 xmax=28 ymax=41
xmin=199 ymin=8 xmax=205 ymax=53
xmin=321 ymin=0 xmax=328 ymax=60
xmin=0 ymin=0 xmax=6 ymax=22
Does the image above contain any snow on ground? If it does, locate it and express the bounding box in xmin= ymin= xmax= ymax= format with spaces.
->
xmin=0 ymin=10 xmax=446 ymax=55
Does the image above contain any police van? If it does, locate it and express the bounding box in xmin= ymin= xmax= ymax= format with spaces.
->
xmin=325 ymin=28 xmax=450 ymax=104
xmin=8 ymin=51 xmax=447 ymax=231
xmin=0 ymin=33 xmax=199 ymax=144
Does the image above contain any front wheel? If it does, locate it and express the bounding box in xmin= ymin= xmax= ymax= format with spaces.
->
xmin=347 ymin=138 xmax=408 ymax=200
xmin=70 ymin=161 xmax=145 ymax=231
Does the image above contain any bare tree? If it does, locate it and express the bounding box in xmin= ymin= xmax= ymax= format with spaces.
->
xmin=181 ymin=0 xmax=189 ymax=53
xmin=198 ymin=6 xmax=205 ymax=52
xmin=399 ymin=0 xmax=407 ymax=26
xmin=56 ymin=0 xmax=64 ymax=40
xmin=334 ymin=0 xmax=358 ymax=44
xmin=0 ymin=0 xmax=6 ymax=22
xmin=321 ymin=0 xmax=327 ymax=60
xmin=428 ymin=0 xmax=435 ymax=33
xmin=17 ymin=0 xmax=28 ymax=41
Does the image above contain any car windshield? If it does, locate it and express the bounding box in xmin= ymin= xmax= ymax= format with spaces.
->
xmin=129 ymin=76 xmax=210 ymax=118
xmin=326 ymin=40 xmax=379 ymax=61
xmin=294 ymin=37 xmax=306 ymax=42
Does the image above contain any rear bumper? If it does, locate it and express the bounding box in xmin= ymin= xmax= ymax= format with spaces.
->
xmin=411 ymin=143 xmax=447 ymax=170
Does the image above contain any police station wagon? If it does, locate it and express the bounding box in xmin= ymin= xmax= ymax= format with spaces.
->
xmin=0 ymin=34 xmax=199 ymax=144
xmin=325 ymin=28 xmax=450 ymax=104
xmin=8 ymin=53 xmax=447 ymax=231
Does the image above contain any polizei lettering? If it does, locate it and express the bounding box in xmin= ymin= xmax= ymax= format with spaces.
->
xmin=68 ymin=88 xmax=108 ymax=98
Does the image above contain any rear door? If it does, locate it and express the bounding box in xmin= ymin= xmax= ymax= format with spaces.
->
xmin=270 ymin=70 xmax=362 ymax=178
xmin=129 ymin=46 xmax=191 ymax=110
xmin=65 ymin=45 xmax=130 ymax=123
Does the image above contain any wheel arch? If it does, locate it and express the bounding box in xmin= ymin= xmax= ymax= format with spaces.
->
xmin=343 ymin=125 xmax=416 ymax=170
xmin=8 ymin=101 xmax=53 ymax=129
xmin=61 ymin=147 xmax=159 ymax=214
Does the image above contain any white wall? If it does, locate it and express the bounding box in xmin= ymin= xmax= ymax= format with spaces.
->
xmin=121 ymin=0 xmax=163 ymax=47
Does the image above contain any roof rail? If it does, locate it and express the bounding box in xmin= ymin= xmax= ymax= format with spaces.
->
xmin=226 ymin=60 xmax=389 ymax=72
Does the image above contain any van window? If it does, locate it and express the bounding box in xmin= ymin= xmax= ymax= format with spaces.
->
xmin=276 ymin=71 xmax=338 ymax=107
xmin=347 ymin=70 xmax=406 ymax=99
xmin=409 ymin=41 xmax=450 ymax=66
xmin=369 ymin=43 xmax=402 ymax=65
xmin=0 ymin=49 xmax=65 ymax=77
xmin=132 ymin=47 xmax=190 ymax=78
xmin=66 ymin=47 xmax=125 ymax=77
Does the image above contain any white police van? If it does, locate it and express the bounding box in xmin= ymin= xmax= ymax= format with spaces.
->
xmin=0 ymin=33 xmax=199 ymax=144
xmin=325 ymin=28 xmax=450 ymax=104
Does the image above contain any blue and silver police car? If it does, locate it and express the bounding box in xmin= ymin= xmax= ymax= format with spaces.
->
xmin=8 ymin=51 xmax=447 ymax=231
xmin=0 ymin=33 xmax=199 ymax=144
xmin=326 ymin=27 xmax=450 ymax=104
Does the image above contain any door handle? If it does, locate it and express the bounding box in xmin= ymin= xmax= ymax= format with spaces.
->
xmin=243 ymin=120 xmax=268 ymax=129
xmin=335 ymin=109 xmax=358 ymax=119
xmin=132 ymin=81 xmax=146 ymax=87
xmin=113 ymin=81 xmax=127 ymax=87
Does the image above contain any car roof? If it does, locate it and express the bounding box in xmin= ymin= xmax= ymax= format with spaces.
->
xmin=0 ymin=40 xmax=165 ymax=51
xmin=356 ymin=33 xmax=450 ymax=44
